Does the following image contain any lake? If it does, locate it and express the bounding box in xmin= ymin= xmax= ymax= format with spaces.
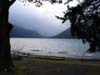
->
xmin=10 ymin=38 xmax=100 ymax=59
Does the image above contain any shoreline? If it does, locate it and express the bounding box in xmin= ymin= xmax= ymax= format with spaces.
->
xmin=11 ymin=50 xmax=100 ymax=61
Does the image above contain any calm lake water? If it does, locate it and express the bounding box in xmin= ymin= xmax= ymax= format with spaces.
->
xmin=10 ymin=38 xmax=100 ymax=59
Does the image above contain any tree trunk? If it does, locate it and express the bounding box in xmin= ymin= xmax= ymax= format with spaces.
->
xmin=0 ymin=0 xmax=14 ymax=72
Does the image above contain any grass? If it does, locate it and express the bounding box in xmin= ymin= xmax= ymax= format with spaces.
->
xmin=11 ymin=56 xmax=100 ymax=75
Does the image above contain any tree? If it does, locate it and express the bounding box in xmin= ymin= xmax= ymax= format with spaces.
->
xmin=56 ymin=0 xmax=100 ymax=53
xmin=0 ymin=0 xmax=15 ymax=72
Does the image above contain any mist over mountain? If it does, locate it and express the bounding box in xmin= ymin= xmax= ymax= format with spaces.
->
xmin=10 ymin=26 xmax=74 ymax=38
xmin=10 ymin=26 xmax=44 ymax=38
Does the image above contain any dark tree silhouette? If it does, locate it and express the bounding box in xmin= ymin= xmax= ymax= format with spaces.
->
xmin=56 ymin=0 xmax=100 ymax=52
xmin=0 ymin=0 xmax=15 ymax=72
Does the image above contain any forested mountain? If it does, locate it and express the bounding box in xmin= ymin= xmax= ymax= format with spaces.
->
xmin=10 ymin=26 xmax=74 ymax=38
xmin=53 ymin=28 xmax=75 ymax=38
xmin=10 ymin=26 xmax=44 ymax=38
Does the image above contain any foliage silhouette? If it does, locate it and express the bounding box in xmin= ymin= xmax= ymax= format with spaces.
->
xmin=56 ymin=0 xmax=100 ymax=52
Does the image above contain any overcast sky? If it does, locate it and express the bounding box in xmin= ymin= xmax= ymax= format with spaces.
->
xmin=9 ymin=0 xmax=81 ymax=37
